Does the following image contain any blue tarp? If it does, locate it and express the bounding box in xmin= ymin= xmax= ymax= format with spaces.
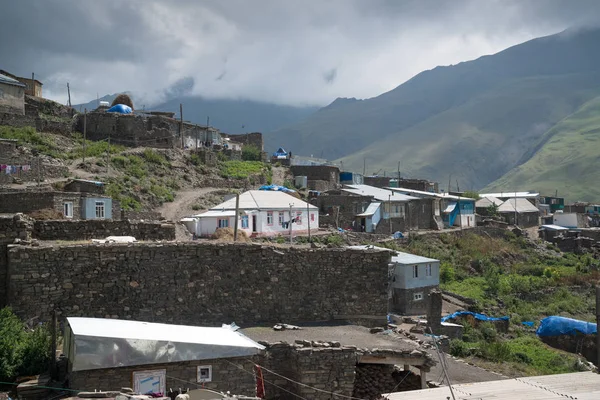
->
xmin=536 ymin=316 xmax=597 ymax=337
xmin=441 ymin=311 xmax=509 ymax=323
xmin=106 ymin=104 xmax=133 ymax=114
xmin=259 ymin=184 xmax=296 ymax=193
xmin=522 ymin=321 xmax=535 ymax=327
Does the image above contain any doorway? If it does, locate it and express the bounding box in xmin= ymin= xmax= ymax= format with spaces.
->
xmin=252 ymin=215 xmax=257 ymax=233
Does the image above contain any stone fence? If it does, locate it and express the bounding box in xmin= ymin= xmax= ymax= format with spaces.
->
xmin=6 ymin=243 xmax=390 ymax=325
xmin=32 ymin=220 xmax=175 ymax=241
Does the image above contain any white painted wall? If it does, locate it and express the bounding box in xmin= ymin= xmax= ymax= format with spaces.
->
xmin=392 ymin=261 xmax=440 ymax=289
xmin=553 ymin=213 xmax=579 ymax=228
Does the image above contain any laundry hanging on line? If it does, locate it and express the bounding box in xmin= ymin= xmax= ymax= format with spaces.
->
xmin=0 ymin=164 xmax=32 ymax=174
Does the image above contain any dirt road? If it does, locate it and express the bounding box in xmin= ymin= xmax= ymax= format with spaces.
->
xmin=157 ymin=187 xmax=221 ymax=222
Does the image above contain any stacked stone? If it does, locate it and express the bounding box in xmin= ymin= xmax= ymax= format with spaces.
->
xmin=352 ymin=364 xmax=397 ymax=399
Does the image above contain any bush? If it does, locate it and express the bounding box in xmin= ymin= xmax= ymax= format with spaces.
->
xmin=449 ymin=339 xmax=471 ymax=358
xmin=241 ymin=145 xmax=262 ymax=161
xmin=440 ymin=262 xmax=456 ymax=283
xmin=0 ymin=307 xmax=51 ymax=381
xmin=142 ymin=149 xmax=168 ymax=165
xmin=325 ymin=234 xmax=344 ymax=247
xmin=479 ymin=341 xmax=511 ymax=362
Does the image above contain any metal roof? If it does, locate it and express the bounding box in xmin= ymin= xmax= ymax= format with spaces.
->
xmin=0 ymin=73 xmax=26 ymax=87
xmin=356 ymin=202 xmax=381 ymax=217
xmin=209 ymin=190 xmax=317 ymax=211
xmin=540 ymin=224 xmax=569 ymax=231
xmin=343 ymin=185 xmax=417 ymax=202
xmin=388 ymin=187 xmax=475 ymax=202
xmin=195 ymin=210 xmax=237 ymax=218
xmin=66 ymin=317 xmax=264 ymax=371
xmin=498 ymin=197 xmax=539 ymax=213
xmin=480 ymin=191 xmax=539 ymax=198
xmin=476 ymin=196 xmax=502 ymax=208
xmin=347 ymin=245 xmax=438 ymax=264
xmin=383 ymin=371 xmax=600 ymax=400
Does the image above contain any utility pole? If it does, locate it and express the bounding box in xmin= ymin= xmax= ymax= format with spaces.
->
xmin=307 ymin=201 xmax=311 ymax=242
xmin=363 ymin=158 xmax=366 ymax=176
xmin=389 ymin=194 xmax=392 ymax=235
xmin=83 ymin=108 xmax=87 ymax=163
xmin=195 ymin=125 xmax=199 ymax=151
xmin=180 ymin=104 xmax=184 ymax=148
xmin=447 ymin=174 xmax=452 ymax=193
xmin=106 ymin=134 xmax=110 ymax=174
xmin=514 ymin=191 xmax=518 ymax=227
xmin=289 ymin=204 xmax=293 ymax=244
xmin=397 ymin=161 xmax=401 ymax=179
xmin=233 ymin=193 xmax=240 ymax=242
xmin=31 ymin=73 xmax=35 ymax=96
xmin=596 ymin=287 xmax=600 ymax=368
xmin=67 ymin=82 xmax=71 ymax=107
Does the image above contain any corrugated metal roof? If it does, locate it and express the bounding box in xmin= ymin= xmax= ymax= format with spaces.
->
xmin=0 ymin=73 xmax=26 ymax=87
xmin=209 ymin=190 xmax=317 ymax=211
xmin=476 ymin=196 xmax=502 ymax=208
xmin=540 ymin=224 xmax=569 ymax=231
xmin=356 ymin=202 xmax=381 ymax=217
xmin=388 ymin=187 xmax=475 ymax=202
xmin=383 ymin=371 xmax=600 ymax=400
xmin=347 ymin=245 xmax=438 ymax=264
xmin=480 ymin=191 xmax=539 ymax=198
xmin=498 ymin=197 xmax=539 ymax=213
xmin=195 ymin=210 xmax=237 ymax=218
xmin=343 ymin=185 xmax=417 ymax=202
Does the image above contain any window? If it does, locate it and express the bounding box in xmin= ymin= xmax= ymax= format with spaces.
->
xmin=311 ymin=213 xmax=315 ymax=222
xmin=63 ymin=202 xmax=73 ymax=218
xmin=241 ymin=215 xmax=249 ymax=229
xmin=413 ymin=293 xmax=423 ymax=301
xmin=426 ymin=264 xmax=432 ymax=277
xmin=197 ymin=365 xmax=212 ymax=383
xmin=412 ymin=265 xmax=419 ymax=278
xmin=266 ymin=211 xmax=274 ymax=225
xmin=218 ymin=218 xmax=229 ymax=228
xmin=95 ymin=201 xmax=105 ymax=219
xmin=296 ymin=212 xmax=302 ymax=224
xmin=278 ymin=212 xmax=285 ymax=225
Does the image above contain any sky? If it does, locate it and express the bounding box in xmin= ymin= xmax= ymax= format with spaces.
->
xmin=1 ymin=0 xmax=599 ymax=107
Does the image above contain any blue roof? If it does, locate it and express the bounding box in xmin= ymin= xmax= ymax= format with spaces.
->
xmin=0 ymin=73 xmax=25 ymax=87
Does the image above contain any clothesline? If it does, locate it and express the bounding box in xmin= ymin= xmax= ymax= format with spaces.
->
xmin=1 ymin=164 xmax=32 ymax=175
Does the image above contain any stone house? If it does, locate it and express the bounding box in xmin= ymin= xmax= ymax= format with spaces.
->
xmin=0 ymin=72 xmax=26 ymax=115
xmin=0 ymin=190 xmax=117 ymax=220
xmin=63 ymin=179 xmax=106 ymax=195
xmin=182 ymin=190 xmax=319 ymax=237
xmin=0 ymin=69 xmax=42 ymax=98
xmin=497 ymin=197 xmax=540 ymax=228
xmin=390 ymin=178 xmax=438 ymax=193
xmin=65 ymin=317 xmax=264 ymax=396
xmin=290 ymin=165 xmax=340 ymax=192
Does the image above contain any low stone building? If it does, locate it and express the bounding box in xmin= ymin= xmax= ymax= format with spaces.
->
xmin=0 ymin=72 xmax=26 ymax=115
xmin=498 ymin=197 xmax=540 ymax=228
xmin=290 ymin=164 xmax=340 ymax=192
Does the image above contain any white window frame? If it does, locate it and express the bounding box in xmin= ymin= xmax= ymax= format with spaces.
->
xmin=95 ymin=201 xmax=105 ymax=219
xmin=426 ymin=264 xmax=432 ymax=277
xmin=412 ymin=265 xmax=419 ymax=278
xmin=296 ymin=211 xmax=302 ymax=224
xmin=241 ymin=215 xmax=249 ymax=229
xmin=267 ymin=211 xmax=274 ymax=225
xmin=413 ymin=293 xmax=423 ymax=301
xmin=197 ymin=365 xmax=212 ymax=383
xmin=63 ymin=202 xmax=73 ymax=219
xmin=278 ymin=212 xmax=285 ymax=225
xmin=218 ymin=218 xmax=229 ymax=228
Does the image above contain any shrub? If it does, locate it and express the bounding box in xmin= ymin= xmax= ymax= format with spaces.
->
xmin=325 ymin=234 xmax=344 ymax=247
xmin=479 ymin=341 xmax=511 ymax=362
xmin=241 ymin=145 xmax=262 ymax=161
xmin=440 ymin=262 xmax=456 ymax=283
xmin=142 ymin=149 xmax=168 ymax=165
xmin=0 ymin=307 xmax=51 ymax=381
xmin=449 ymin=339 xmax=471 ymax=358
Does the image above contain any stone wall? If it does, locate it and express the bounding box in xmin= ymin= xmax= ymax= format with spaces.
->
xmin=395 ymin=179 xmax=438 ymax=193
xmin=290 ymin=165 xmax=340 ymax=187
xmin=364 ymin=177 xmax=391 ymax=188
xmin=69 ymin=356 xmax=257 ymax=395
xmin=7 ymin=243 xmax=391 ymax=325
xmin=32 ymin=220 xmax=175 ymax=241
xmin=121 ymin=210 xmax=164 ymax=221
xmin=224 ymin=132 xmax=264 ymax=151
xmin=390 ymin=285 xmax=437 ymax=316
xmin=0 ymin=214 xmax=33 ymax=307
xmin=502 ymin=211 xmax=539 ymax=228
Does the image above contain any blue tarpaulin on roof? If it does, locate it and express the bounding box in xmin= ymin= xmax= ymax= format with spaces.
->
xmin=536 ymin=316 xmax=597 ymax=337
xmin=259 ymin=184 xmax=296 ymax=193
xmin=106 ymin=104 xmax=132 ymax=114
xmin=441 ymin=311 xmax=509 ymax=323
xmin=273 ymin=147 xmax=288 ymax=157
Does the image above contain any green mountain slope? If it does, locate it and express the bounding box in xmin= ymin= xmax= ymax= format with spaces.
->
xmin=265 ymin=28 xmax=600 ymax=189
xmin=483 ymin=97 xmax=600 ymax=202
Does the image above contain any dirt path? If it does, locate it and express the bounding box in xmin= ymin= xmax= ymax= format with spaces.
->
xmin=158 ymin=187 xmax=220 ymax=222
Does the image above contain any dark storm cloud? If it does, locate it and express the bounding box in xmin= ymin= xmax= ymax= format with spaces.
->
xmin=1 ymin=0 xmax=599 ymax=106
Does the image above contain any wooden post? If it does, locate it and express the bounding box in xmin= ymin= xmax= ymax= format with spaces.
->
xmin=195 ymin=125 xmax=199 ymax=151
xmin=67 ymin=82 xmax=71 ymax=107
xmin=289 ymin=204 xmax=293 ymax=244
xmin=596 ymin=286 xmax=600 ymax=368
xmin=234 ymin=194 xmax=240 ymax=242
xmin=31 ymin=73 xmax=35 ymax=96
xmin=307 ymin=201 xmax=311 ymax=242
xmin=180 ymin=103 xmax=184 ymax=148
xmin=83 ymin=108 xmax=87 ymax=163
xmin=106 ymin=134 xmax=110 ymax=174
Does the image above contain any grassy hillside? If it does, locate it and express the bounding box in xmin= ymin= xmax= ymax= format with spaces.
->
xmin=266 ymin=28 xmax=600 ymax=190
xmin=484 ymin=97 xmax=600 ymax=202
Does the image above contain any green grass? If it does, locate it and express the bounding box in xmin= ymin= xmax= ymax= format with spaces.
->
xmin=486 ymin=96 xmax=600 ymax=202
xmin=68 ymin=140 xmax=126 ymax=159
xmin=219 ymin=160 xmax=270 ymax=180
xmin=0 ymin=126 xmax=62 ymax=158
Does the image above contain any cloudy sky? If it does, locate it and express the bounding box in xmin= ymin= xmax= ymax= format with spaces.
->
xmin=1 ymin=0 xmax=599 ymax=106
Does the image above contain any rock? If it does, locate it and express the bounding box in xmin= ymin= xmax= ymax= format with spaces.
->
xmin=370 ymin=327 xmax=384 ymax=334
xmin=331 ymin=341 xmax=341 ymax=348
xmin=273 ymin=324 xmax=283 ymax=331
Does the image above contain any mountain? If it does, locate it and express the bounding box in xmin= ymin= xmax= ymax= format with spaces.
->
xmin=484 ymin=97 xmax=600 ymax=202
xmin=265 ymin=28 xmax=600 ymax=191
xmin=75 ymin=94 xmax=318 ymax=135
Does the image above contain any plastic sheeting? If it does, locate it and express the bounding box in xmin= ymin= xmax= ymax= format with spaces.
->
xmin=106 ymin=104 xmax=133 ymax=114
xmin=535 ymin=316 xmax=597 ymax=337
xmin=65 ymin=317 xmax=264 ymax=371
xmin=441 ymin=311 xmax=509 ymax=323
xmin=273 ymin=147 xmax=288 ymax=157
xmin=258 ymin=184 xmax=296 ymax=193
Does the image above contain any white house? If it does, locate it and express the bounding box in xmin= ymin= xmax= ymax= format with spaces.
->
xmin=183 ymin=190 xmax=319 ymax=237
